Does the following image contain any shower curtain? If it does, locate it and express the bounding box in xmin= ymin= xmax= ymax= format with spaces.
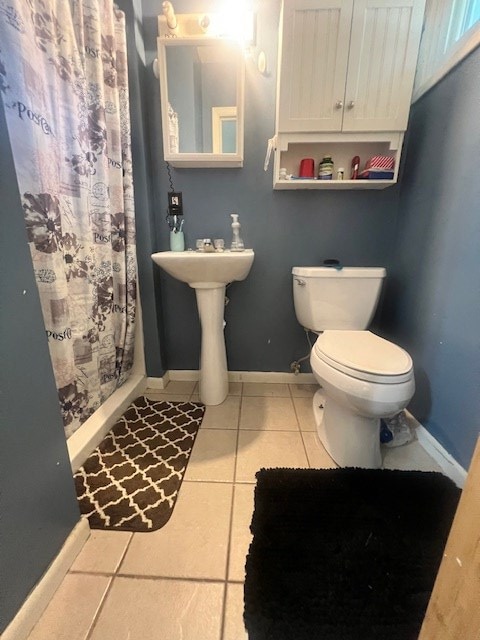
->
xmin=0 ymin=0 xmax=137 ymax=437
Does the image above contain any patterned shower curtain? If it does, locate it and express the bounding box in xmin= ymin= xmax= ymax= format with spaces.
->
xmin=0 ymin=0 xmax=137 ymax=438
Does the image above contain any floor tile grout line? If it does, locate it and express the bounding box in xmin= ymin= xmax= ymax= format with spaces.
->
xmin=112 ymin=573 xmax=227 ymax=584
xmin=195 ymin=427 xmax=241 ymax=432
xmin=218 ymin=385 xmax=247 ymax=640
xmin=290 ymin=383 xmax=311 ymax=464
xmin=114 ymin=524 xmax=136 ymax=576
xmin=242 ymin=393 xmax=292 ymax=398
xmin=238 ymin=426 xmax=302 ymax=432
xmin=290 ymin=387 xmax=320 ymax=467
xmin=183 ymin=479 xmax=236 ymax=485
xmin=288 ymin=384 xmax=303 ymax=433
xmin=219 ymin=481 xmax=238 ymax=640
xmin=69 ymin=569 xmax=118 ymax=577
xmin=228 ymin=397 xmax=246 ymax=529
xmin=68 ymin=570 xmax=247 ymax=585
xmin=84 ymin=574 xmax=116 ymax=640
xmin=234 ymin=394 xmax=245 ymax=480
xmin=229 ymin=389 xmax=244 ymax=556
xmin=300 ymin=430 xmax=314 ymax=468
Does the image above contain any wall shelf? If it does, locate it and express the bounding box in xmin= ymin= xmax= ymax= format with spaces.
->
xmin=274 ymin=179 xmax=396 ymax=190
xmin=272 ymin=132 xmax=403 ymax=190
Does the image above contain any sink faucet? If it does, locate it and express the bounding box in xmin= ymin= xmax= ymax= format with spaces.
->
xmin=196 ymin=239 xmax=216 ymax=252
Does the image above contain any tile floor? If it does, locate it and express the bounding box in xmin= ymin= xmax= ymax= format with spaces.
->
xmin=27 ymin=381 xmax=443 ymax=640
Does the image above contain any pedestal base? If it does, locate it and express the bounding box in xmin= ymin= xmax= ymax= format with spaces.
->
xmin=194 ymin=285 xmax=228 ymax=405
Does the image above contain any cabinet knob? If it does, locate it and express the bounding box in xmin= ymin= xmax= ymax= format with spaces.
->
xmin=347 ymin=100 xmax=355 ymax=109
xmin=335 ymin=100 xmax=343 ymax=109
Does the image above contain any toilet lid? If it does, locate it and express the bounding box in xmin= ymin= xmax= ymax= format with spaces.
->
xmin=314 ymin=331 xmax=413 ymax=378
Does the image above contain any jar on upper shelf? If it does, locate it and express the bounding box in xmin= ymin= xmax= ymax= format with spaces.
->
xmin=318 ymin=156 xmax=334 ymax=180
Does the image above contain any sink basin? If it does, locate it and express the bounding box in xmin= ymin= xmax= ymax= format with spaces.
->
xmin=151 ymin=250 xmax=254 ymax=287
xmin=151 ymin=249 xmax=255 ymax=405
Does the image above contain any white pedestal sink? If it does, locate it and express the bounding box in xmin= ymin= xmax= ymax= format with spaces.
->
xmin=151 ymin=250 xmax=254 ymax=405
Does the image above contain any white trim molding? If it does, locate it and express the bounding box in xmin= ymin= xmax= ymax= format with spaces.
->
xmin=1 ymin=518 xmax=90 ymax=640
xmin=406 ymin=411 xmax=468 ymax=488
xmin=227 ymin=370 xmax=317 ymax=384
xmin=67 ymin=373 xmax=146 ymax=473
xmin=152 ymin=370 xmax=317 ymax=385
xmin=146 ymin=373 xmax=170 ymax=389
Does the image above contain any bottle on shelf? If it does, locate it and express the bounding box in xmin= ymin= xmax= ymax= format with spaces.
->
xmin=351 ymin=156 xmax=360 ymax=180
xmin=318 ymin=155 xmax=334 ymax=180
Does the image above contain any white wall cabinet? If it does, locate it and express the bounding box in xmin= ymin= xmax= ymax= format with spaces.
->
xmin=277 ymin=0 xmax=354 ymax=133
xmin=344 ymin=0 xmax=426 ymax=132
xmin=273 ymin=0 xmax=425 ymax=189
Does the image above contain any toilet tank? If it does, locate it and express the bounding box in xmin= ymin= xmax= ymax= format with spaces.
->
xmin=292 ymin=267 xmax=386 ymax=331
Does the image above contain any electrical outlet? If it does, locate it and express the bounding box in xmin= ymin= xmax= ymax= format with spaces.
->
xmin=168 ymin=191 xmax=183 ymax=216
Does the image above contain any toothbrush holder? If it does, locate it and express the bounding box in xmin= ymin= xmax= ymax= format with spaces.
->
xmin=170 ymin=230 xmax=185 ymax=252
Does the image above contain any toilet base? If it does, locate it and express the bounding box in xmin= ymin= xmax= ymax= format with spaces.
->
xmin=313 ymin=390 xmax=382 ymax=469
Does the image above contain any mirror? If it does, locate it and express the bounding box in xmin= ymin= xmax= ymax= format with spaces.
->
xmin=158 ymin=38 xmax=245 ymax=167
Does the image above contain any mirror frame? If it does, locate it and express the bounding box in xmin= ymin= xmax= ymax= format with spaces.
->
xmin=157 ymin=37 xmax=245 ymax=168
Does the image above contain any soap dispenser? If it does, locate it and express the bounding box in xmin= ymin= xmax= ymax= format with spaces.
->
xmin=230 ymin=213 xmax=244 ymax=252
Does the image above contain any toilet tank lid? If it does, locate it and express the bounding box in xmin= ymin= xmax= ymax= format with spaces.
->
xmin=314 ymin=331 xmax=413 ymax=376
xmin=292 ymin=266 xmax=386 ymax=278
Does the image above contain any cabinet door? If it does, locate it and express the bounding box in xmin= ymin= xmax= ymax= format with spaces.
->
xmin=342 ymin=0 xmax=425 ymax=132
xmin=277 ymin=0 xmax=354 ymax=132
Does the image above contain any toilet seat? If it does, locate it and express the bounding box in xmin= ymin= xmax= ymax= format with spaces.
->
xmin=313 ymin=330 xmax=413 ymax=384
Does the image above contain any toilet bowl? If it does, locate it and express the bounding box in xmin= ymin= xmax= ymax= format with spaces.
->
xmin=311 ymin=330 xmax=414 ymax=468
xmin=292 ymin=266 xmax=415 ymax=469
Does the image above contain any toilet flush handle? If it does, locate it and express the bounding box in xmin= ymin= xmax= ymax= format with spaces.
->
xmin=294 ymin=278 xmax=306 ymax=286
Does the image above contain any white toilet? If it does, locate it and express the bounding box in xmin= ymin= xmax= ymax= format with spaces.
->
xmin=292 ymin=266 xmax=415 ymax=469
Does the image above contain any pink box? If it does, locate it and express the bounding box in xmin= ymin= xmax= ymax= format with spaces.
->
xmin=365 ymin=156 xmax=395 ymax=170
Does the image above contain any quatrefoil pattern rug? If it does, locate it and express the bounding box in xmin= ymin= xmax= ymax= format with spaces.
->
xmin=74 ymin=396 xmax=205 ymax=532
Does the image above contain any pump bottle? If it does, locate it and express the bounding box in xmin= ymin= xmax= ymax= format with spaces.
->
xmin=230 ymin=213 xmax=244 ymax=252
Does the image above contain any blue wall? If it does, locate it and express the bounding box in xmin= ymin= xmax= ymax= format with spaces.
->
xmin=142 ymin=0 xmax=401 ymax=373
xmin=382 ymin=47 xmax=480 ymax=470
xmin=0 ymin=97 xmax=80 ymax=634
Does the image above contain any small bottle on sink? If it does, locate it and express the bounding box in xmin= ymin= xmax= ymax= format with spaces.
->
xmin=230 ymin=214 xmax=245 ymax=252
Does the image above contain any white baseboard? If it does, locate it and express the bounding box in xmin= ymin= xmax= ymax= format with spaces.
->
xmin=1 ymin=518 xmax=90 ymax=640
xmin=406 ymin=411 xmax=468 ymax=488
xmin=166 ymin=370 xmax=199 ymax=382
xmin=146 ymin=373 xmax=170 ymax=389
xmin=228 ymin=370 xmax=317 ymax=384
xmin=162 ymin=370 xmax=317 ymax=384
xmin=68 ymin=374 xmax=146 ymax=473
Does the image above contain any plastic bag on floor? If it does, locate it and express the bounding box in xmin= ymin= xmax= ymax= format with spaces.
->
xmin=380 ymin=411 xmax=414 ymax=447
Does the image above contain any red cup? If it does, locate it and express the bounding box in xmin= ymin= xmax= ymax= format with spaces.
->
xmin=299 ymin=158 xmax=315 ymax=178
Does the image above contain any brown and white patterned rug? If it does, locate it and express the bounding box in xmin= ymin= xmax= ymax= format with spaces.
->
xmin=74 ymin=396 xmax=205 ymax=532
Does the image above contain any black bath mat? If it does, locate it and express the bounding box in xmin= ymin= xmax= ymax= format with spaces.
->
xmin=74 ymin=396 xmax=205 ymax=532
xmin=244 ymin=468 xmax=460 ymax=640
